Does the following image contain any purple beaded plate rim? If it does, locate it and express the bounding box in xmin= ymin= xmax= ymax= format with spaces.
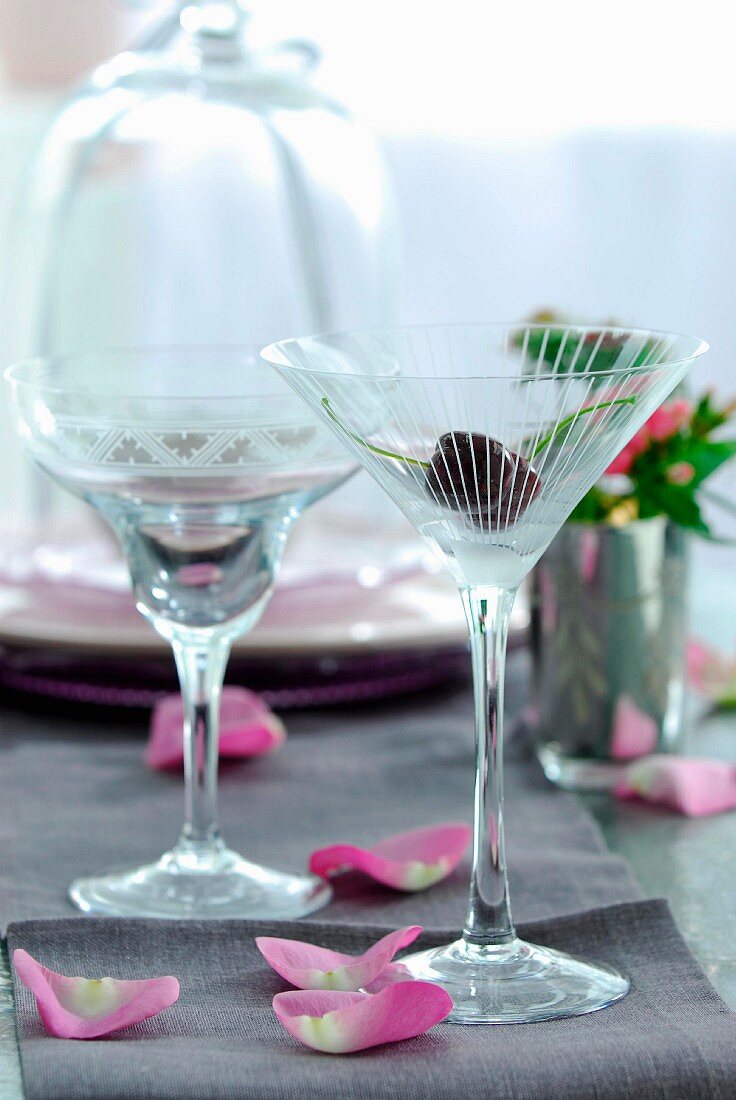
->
xmin=0 ymin=647 xmax=474 ymax=710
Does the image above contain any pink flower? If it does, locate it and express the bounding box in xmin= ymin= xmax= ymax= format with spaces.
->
xmin=272 ymin=981 xmax=453 ymax=1053
xmin=615 ymin=756 xmax=736 ymax=817
xmin=12 ymin=949 xmax=179 ymax=1039
xmin=647 ymin=398 xmax=692 ymax=442
xmin=146 ymin=686 xmax=285 ymax=770
xmin=606 ymin=429 xmax=649 ymax=475
xmin=309 ymin=822 xmax=471 ymax=892
xmin=666 ymin=461 xmax=696 ymax=486
xmin=256 ymin=926 xmax=422 ymax=992
xmin=605 ymin=398 xmax=692 ymax=475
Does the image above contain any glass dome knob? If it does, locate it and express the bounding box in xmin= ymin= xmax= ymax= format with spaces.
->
xmin=178 ymin=0 xmax=249 ymax=36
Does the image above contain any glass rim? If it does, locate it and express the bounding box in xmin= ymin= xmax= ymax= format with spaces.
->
xmin=3 ymin=344 xmax=277 ymax=400
xmin=261 ymin=322 xmax=709 ymax=382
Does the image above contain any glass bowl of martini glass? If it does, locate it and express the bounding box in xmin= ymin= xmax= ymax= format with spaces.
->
xmin=5 ymin=347 xmax=355 ymax=919
xmin=262 ymin=322 xmax=708 ymax=1023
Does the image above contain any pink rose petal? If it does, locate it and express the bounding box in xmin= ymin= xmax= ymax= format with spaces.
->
xmin=687 ymin=639 xmax=715 ymax=694
xmin=686 ymin=639 xmax=736 ymax=706
xmin=146 ymin=686 xmax=285 ymax=770
xmin=610 ymin=696 xmax=659 ymax=760
xmin=273 ymin=981 xmax=453 ymax=1053
xmin=309 ymin=823 xmax=471 ymax=892
xmin=363 ymin=962 xmax=413 ymax=994
xmin=256 ymin=926 xmax=422 ymax=991
xmin=12 ymin=949 xmax=180 ymax=1039
xmin=615 ymin=755 xmax=736 ymax=817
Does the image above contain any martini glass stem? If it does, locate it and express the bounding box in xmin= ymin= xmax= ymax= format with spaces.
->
xmin=461 ymin=585 xmax=517 ymax=947
xmin=172 ymin=635 xmax=231 ymax=860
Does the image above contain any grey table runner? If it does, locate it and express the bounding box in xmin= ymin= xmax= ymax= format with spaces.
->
xmin=4 ymin=653 xmax=735 ymax=1098
xmin=0 ymin=656 xmax=640 ymax=932
xmin=9 ymin=902 xmax=736 ymax=1100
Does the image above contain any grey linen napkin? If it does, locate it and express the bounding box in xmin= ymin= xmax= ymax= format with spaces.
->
xmin=8 ymin=901 xmax=736 ymax=1100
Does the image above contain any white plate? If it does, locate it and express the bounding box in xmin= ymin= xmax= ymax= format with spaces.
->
xmin=0 ymin=513 xmax=528 ymax=656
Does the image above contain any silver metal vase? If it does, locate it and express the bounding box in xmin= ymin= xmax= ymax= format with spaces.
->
xmin=530 ymin=516 xmax=688 ymax=790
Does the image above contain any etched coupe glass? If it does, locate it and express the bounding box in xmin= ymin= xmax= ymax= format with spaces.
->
xmin=262 ymin=322 xmax=707 ymax=1023
xmin=6 ymin=348 xmax=355 ymax=919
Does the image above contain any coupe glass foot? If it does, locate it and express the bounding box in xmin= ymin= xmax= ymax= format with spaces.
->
xmin=69 ymin=841 xmax=332 ymax=920
xmin=400 ymin=937 xmax=629 ymax=1024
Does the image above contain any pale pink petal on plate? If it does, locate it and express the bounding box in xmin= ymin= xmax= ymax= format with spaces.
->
xmin=256 ymin=926 xmax=422 ymax=991
xmin=176 ymin=563 xmax=224 ymax=587
xmin=309 ymin=823 xmax=471 ymax=892
xmin=615 ymin=755 xmax=736 ymax=817
xmin=12 ymin=949 xmax=180 ymax=1039
xmin=146 ymin=686 xmax=285 ymax=770
xmin=610 ymin=696 xmax=659 ymax=760
xmin=686 ymin=639 xmax=736 ymax=706
xmin=273 ymin=981 xmax=453 ymax=1053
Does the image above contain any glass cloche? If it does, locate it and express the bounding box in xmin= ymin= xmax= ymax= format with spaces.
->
xmin=1 ymin=0 xmax=397 ymax=548
xmin=9 ymin=0 xmax=397 ymax=360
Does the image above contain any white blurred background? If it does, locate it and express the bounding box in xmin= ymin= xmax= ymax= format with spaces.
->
xmin=2 ymin=1 xmax=735 ymax=344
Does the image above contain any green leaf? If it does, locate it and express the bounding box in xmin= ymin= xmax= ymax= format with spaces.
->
xmin=687 ymin=439 xmax=736 ymax=485
xmin=645 ymin=483 xmax=711 ymax=533
xmin=691 ymin=392 xmax=729 ymax=436
xmin=520 ymin=329 xmax=655 ymax=379
xmin=569 ymin=486 xmax=617 ymax=522
xmin=636 ymin=489 xmax=663 ymax=520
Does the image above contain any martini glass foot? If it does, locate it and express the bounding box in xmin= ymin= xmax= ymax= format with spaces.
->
xmin=69 ymin=840 xmax=332 ymax=920
xmin=400 ymin=937 xmax=629 ymax=1024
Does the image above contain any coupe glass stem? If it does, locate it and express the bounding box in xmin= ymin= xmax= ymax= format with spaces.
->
xmin=171 ymin=634 xmax=231 ymax=861
xmin=461 ymin=585 xmax=517 ymax=947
